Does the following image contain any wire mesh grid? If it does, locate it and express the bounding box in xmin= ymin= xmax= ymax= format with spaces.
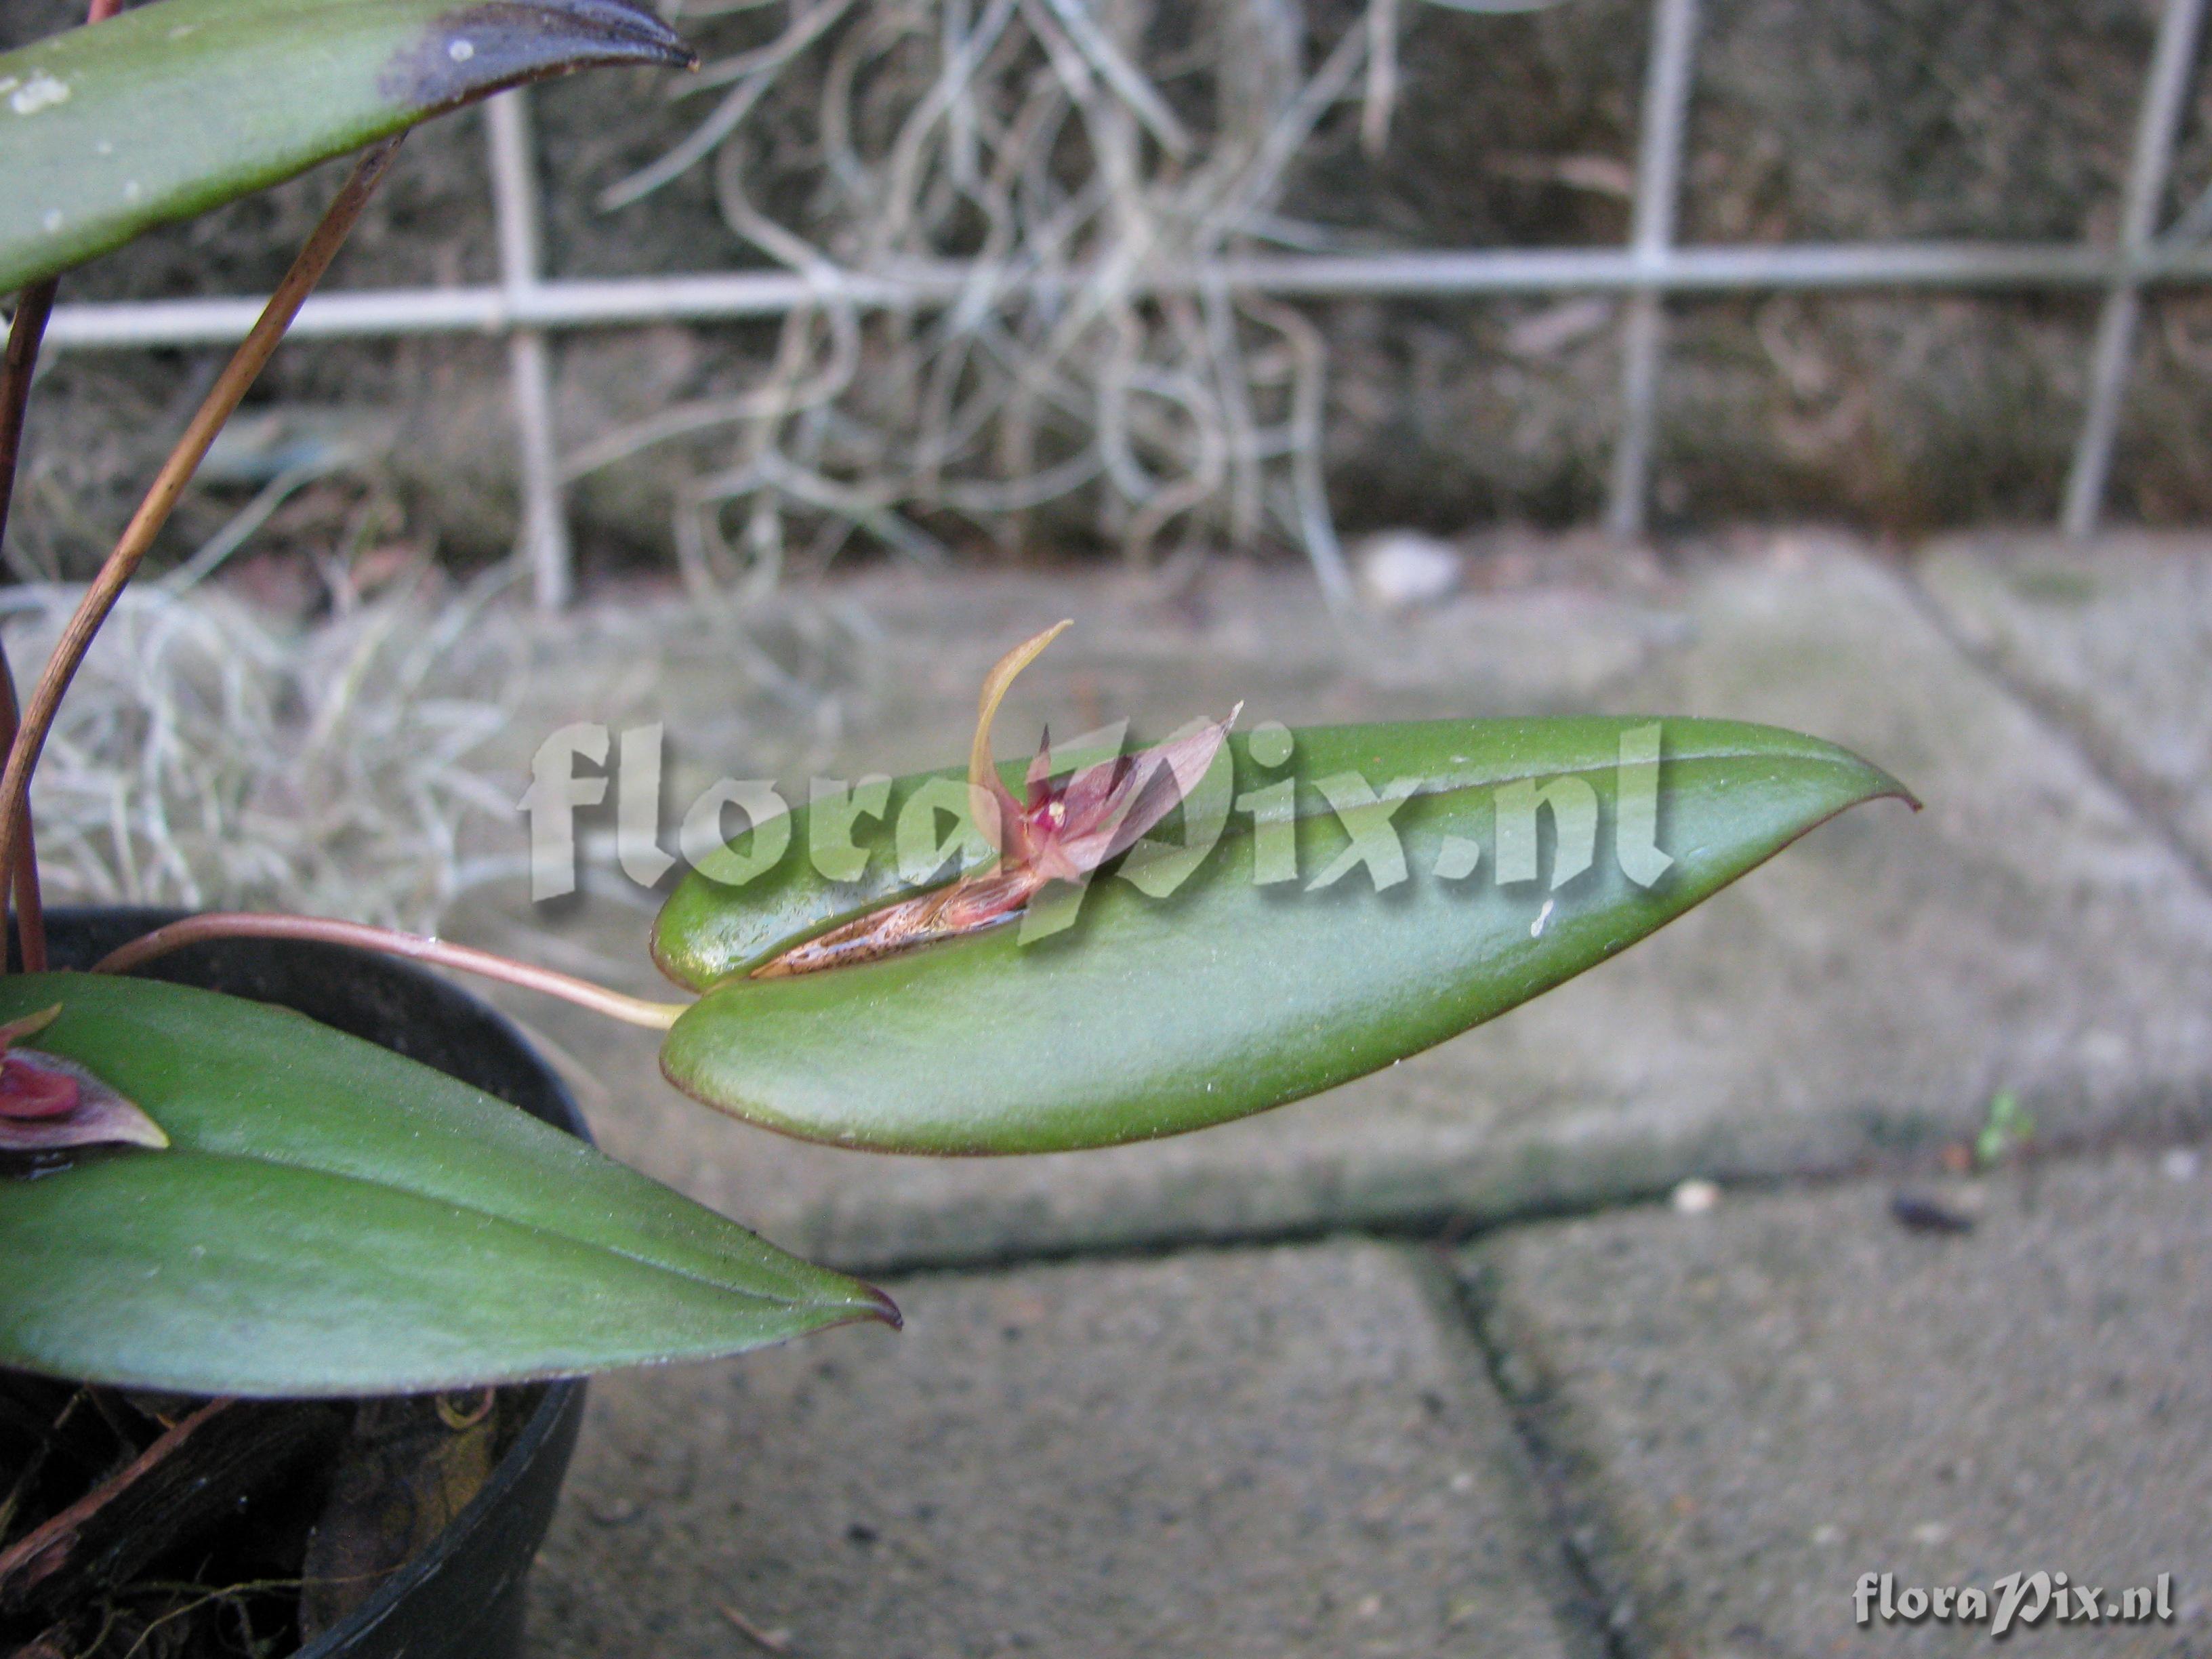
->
xmin=26 ymin=0 xmax=2212 ymax=608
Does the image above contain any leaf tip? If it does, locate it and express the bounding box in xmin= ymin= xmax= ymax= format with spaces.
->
xmin=859 ymin=1282 xmax=903 ymax=1330
xmin=1772 ymin=729 xmax=1919 ymax=819
xmin=1853 ymin=758 xmax=1921 ymax=815
xmin=388 ymin=0 xmax=696 ymax=112
xmin=814 ymin=1278 xmax=902 ymax=1332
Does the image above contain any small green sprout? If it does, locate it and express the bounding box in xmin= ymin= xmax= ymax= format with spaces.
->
xmin=1974 ymin=1089 xmax=2035 ymax=1170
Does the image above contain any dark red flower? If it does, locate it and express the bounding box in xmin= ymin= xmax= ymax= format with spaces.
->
xmin=756 ymin=622 xmax=1235 ymax=978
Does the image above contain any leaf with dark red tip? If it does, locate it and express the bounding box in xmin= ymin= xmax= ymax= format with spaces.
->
xmin=0 ymin=0 xmax=695 ymax=293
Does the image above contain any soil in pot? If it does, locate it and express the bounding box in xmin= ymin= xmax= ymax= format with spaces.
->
xmin=0 ymin=1376 xmax=544 ymax=1657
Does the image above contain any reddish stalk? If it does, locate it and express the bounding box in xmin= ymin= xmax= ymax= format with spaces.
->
xmin=0 ymin=299 xmax=55 ymax=972
xmin=0 ymin=649 xmax=46 ymax=972
xmin=0 ymin=137 xmax=405 ymax=928
xmin=0 ymin=286 xmax=55 ymax=563
xmin=93 ymin=914 xmax=689 ymax=1031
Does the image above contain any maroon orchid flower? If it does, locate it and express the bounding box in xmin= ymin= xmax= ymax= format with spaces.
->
xmin=0 ymin=1004 xmax=167 ymax=1153
xmin=755 ymin=622 xmax=1237 ymax=979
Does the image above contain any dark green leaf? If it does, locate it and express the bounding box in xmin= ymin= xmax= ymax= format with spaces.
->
xmin=0 ymin=972 xmax=892 ymax=1396
xmin=657 ymin=718 xmax=1912 ymax=1153
xmin=0 ymin=0 xmax=692 ymax=293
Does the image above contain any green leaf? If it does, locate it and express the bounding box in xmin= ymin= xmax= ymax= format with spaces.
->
xmin=0 ymin=972 xmax=893 ymax=1396
xmin=657 ymin=718 xmax=1913 ymax=1153
xmin=0 ymin=0 xmax=692 ymax=294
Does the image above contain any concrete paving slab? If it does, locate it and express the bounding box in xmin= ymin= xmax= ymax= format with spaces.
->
xmin=1460 ymin=1149 xmax=2212 ymax=1656
xmin=1918 ymin=532 xmax=2212 ymax=880
xmin=527 ymin=1241 xmax=1584 ymax=1659
xmin=457 ymin=536 xmax=2212 ymax=1271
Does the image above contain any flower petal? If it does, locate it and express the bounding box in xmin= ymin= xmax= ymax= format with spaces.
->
xmin=0 ymin=1054 xmax=80 ymax=1119
xmin=1058 ymin=752 xmax=1136 ymax=828
xmin=1085 ymin=708 xmax=1242 ymax=867
xmin=0 ymin=1052 xmax=167 ymax=1153
xmin=1025 ymin=725 xmax=1056 ymax=800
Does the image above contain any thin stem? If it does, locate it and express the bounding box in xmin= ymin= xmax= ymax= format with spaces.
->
xmin=0 ymin=284 xmax=56 ymax=562
xmin=0 ymin=137 xmax=405 ymax=914
xmin=0 ymin=297 xmax=54 ymax=974
xmin=0 ymin=647 xmax=45 ymax=972
xmin=92 ymin=914 xmax=689 ymax=1032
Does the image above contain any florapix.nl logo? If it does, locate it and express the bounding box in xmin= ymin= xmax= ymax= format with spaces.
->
xmin=1854 ymin=1570 xmax=2176 ymax=1637
xmin=516 ymin=717 xmax=1679 ymax=945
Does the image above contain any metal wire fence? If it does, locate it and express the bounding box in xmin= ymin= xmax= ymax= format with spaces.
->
xmin=32 ymin=0 xmax=2212 ymax=608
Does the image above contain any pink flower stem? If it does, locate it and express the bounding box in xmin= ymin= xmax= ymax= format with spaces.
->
xmin=91 ymin=914 xmax=689 ymax=1032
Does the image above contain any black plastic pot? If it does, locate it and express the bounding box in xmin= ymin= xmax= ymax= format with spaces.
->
xmin=32 ymin=908 xmax=588 ymax=1659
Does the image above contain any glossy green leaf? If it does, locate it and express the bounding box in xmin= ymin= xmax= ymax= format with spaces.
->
xmin=0 ymin=0 xmax=691 ymax=294
xmin=0 ymin=972 xmax=893 ymax=1396
xmin=657 ymin=718 xmax=1912 ymax=1153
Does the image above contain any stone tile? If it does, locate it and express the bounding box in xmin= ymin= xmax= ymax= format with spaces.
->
xmin=1918 ymin=531 xmax=2212 ymax=878
xmin=528 ymin=1241 xmax=1582 ymax=1659
xmin=1461 ymin=1149 xmax=2212 ymax=1656
xmin=459 ymin=536 xmax=2212 ymax=1271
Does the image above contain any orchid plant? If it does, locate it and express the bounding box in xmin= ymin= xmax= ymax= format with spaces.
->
xmin=0 ymin=0 xmax=1912 ymax=1409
